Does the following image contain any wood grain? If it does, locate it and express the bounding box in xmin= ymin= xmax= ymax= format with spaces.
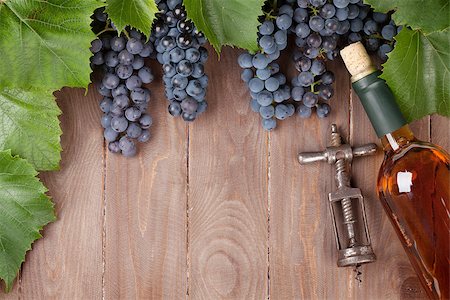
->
xmin=188 ymin=48 xmax=269 ymax=299
xmin=1 ymin=49 xmax=448 ymax=300
xmin=104 ymin=61 xmax=188 ymax=299
xmin=269 ymin=58 xmax=352 ymax=299
xmin=13 ymin=88 xmax=104 ymax=299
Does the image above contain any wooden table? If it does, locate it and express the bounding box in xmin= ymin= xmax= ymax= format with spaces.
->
xmin=2 ymin=47 xmax=448 ymax=299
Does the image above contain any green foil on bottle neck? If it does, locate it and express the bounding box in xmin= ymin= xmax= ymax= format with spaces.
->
xmin=352 ymin=72 xmax=407 ymax=138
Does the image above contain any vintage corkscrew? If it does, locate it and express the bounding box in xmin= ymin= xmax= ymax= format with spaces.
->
xmin=298 ymin=124 xmax=378 ymax=267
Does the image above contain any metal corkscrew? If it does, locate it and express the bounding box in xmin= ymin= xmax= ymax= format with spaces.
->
xmin=298 ymin=124 xmax=378 ymax=267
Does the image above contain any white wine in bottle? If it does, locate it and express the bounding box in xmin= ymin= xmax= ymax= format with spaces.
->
xmin=341 ymin=42 xmax=450 ymax=300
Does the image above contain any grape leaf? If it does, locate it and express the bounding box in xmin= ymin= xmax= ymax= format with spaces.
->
xmin=0 ymin=150 xmax=55 ymax=292
xmin=365 ymin=0 xmax=449 ymax=34
xmin=381 ymin=27 xmax=449 ymax=121
xmin=0 ymin=0 xmax=103 ymax=90
xmin=105 ymin=0 xmax=158 ymax=39
xmin=0 ymin=88 xmax=62 ymax=171
xmin=184 ymin=0 xmax=265 ymax=53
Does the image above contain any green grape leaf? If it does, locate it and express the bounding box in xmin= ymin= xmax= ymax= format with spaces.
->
xmin=0 ymin=150 xmax=55 ymax=292
xmin=105 ymin=0 xmax=158 ymax=39
xmin=0 ymin=0 xmax=103 ymax=90
xmin=381 ymin=27 xmax=450 ymax=121
xmin=0 ymin=88 xmax=62 ymax=171
xmin=184 ymin=0 xmax=265 ymax=53
xmin=365 ymin=0 xmax=449 ymax=34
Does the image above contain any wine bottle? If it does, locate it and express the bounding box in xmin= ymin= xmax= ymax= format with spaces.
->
xmin=340 ymin=42 xmax=449 ymax=300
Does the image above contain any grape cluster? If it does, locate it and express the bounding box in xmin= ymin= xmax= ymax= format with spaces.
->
xmin=152 ymin=0 xmax=209 ymax=122
xmin=238 ymin=2 xmax=298 ymax=131
xmin=239 ymin=0 xmax=401 ymax=130
xmin=91 ymin=8 xmax=155 ymax=157
xmin=294 ymin=0 xmax=400 ymax=62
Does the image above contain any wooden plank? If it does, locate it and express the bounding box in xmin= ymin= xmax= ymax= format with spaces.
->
xmin=431 ymin=115 xmax=450 ymax=151
xmin=104 ymin=61 xmax=188 ymax=299
xmin=188 ymin=47 xmax=269 ymax=299
xmin=350 ymin=92 xmax=428 ymax=299
xmin=269 ymin=59 xmax=352 ymax=299
xmin=18 ymin=88 xmax=105 ymax=299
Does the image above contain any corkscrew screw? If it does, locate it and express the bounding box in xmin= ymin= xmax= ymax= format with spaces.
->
xmin=298 ymin=124 xmax=378 ymax=267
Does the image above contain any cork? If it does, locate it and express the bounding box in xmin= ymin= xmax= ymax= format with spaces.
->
xmin=340 ymin=42 xmax=376 ymax=82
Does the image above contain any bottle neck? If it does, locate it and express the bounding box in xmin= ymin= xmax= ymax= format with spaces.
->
xmin=352 ymin=71 xmax=407 ymax=138
xmin=381 ymin=125 xmax=416 ymax=152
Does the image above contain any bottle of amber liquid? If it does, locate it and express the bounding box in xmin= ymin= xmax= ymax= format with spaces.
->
xmin=340 ymin=42 xmax=449 ymax=299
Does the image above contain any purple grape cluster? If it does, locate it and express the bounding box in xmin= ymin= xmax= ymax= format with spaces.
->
xmin=152 ymin=0 xmax=208 ymax=122
xmin=238 ymin=0 xmax=400 ymax=130
xmin=91 ymin=8 xmax=155 ymax=157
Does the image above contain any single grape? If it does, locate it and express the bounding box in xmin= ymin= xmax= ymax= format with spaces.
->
xmin=101 ymin=114 xmax=112 ymax=128
xmin=116 ymin=64 xmax=134 ymax=79
xmin=309 ymin=16 xmax=325 ymax=32
xmin=105 ymin=51 xmax=119 ymax=68
xmin=176 ymin=60 xmax=193 ymax=77
xmin=139 ymin=114 xmax=153 ymax=129
xmin=138 ymin=66 xmax=154 ymax=83
xmin=139 ymin=43 xmax=154 ymax=58
xmin=169 ymin=47 xmax=185 ymax=63
xmin=317 ymin=84 xmax=334 ymax=100
xmin=297 ymin=104 xmax=312 ymax=118
xmin=292 ymin=86 xmax=305 ymax=101
xmin=275 ymin=104 xmax=290 ymax=120
xmin=169 ymin=101 xmax=182 ymax=116
xmin=335 ymin=7 xmax=349 ymax=21
xmin=186 ymin=48 xmax=201 ymax=63
xmin=91 ymin=52 xmax=104 ymax=65
xmin=126 ymin=75 xmax=143 ymax=90
xmin=381 ymin=24 xmax=396 ymax=40
xmin=111 ymin=36 xmax=126 ymax=52
xmin=131 ymin=87 xmax=150 ymax=104
xmin=276 ymin=14 xmax=292 ymax=30
xmin=265 ymin=77 xmax=280 ymax=92
xmin=132 ymin=55 xmax=145 ymax=70
xmin=126 ymin=122 xmax=143 ymax=139
xmin=126 ymin=38 xmax=144 ymax=55
xmin=298 ymin=71 xmax=314 ymax=87
xmin=372 ymin=12 xmax=388 ymax=23
xmin=262 ymin=118 xmax=277 ymax=131
xmin=333 ymin=0 xmax=350 ymax=9
xmin=311 ymin=59 xmax=326 ymax=76
xmin=241 ymin=69 xmax=253 ymax=82
xmin=102 ymin=73 xmax=120 ymax=90
xmin=320 ymin=4 xmax=336 ymax=19
xmin=363 ymin=19 xmax=379 ymax=35
xmin=182 ymin=112 xmax=196 ymax=122
xmin=321 ymin=71 xmax=335 ymax=85
xmin=249 ymin=77 xmax=265 ymax=93
xmin=111 ymin=116 xmax=128 ymax=132
xmin=316 ymin=103 xmax=331 ymax=118
xmin=295 ymin=23 xmax=311 ymax=38
xmin=113 ymin=94 xmax=130 ymax=109
xmin=294 ymin=8 xmax=309 ymax=23
xmin=125 ymin=107 xmax=142 ymax=122
xmin=310 ymin=0 xmax=326 ymax=7
xmin=256 ymin=68 xmax=271 ymax=81
xmin=137 ymin=130 xmax=151 ymax=143
xmin=257 ymin=91 xmax=273 ymax=106
xmin=118 ymin=50 xmax=134 ymax=65
xmin=259 ymin=20 xmax=275 ymax=35
xmin=108 ymin=141 xmax=121 ymax=153
xmin=303 ymin=92 xmax=319 ymax=108
xmin=252 ymin=53 xmax=270 ymax=69
xmin=186 ymin=80 xmax=203 ymax=97
xmin=119 ymin=136 xmax=136 ymax=155
xmin=260 ymin=105 xmax=275 ymax=119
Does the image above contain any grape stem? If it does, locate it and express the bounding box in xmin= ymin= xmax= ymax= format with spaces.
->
xmin=96 ymin=28 xmax=116 ymax=36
